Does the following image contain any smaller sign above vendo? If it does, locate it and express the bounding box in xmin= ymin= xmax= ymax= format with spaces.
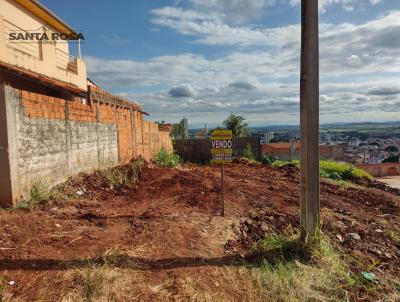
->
xmin=211 ymin=130 xmax=232 ymax=163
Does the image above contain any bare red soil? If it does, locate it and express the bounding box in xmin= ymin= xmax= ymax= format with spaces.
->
xmin=0 ymin=161 xmax=399 ymax=301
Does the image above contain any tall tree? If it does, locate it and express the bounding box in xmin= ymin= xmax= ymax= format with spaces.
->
xmin=223 ymin=114 xmax=249 ymax=137
xmin=172 ymin=123 xmax=183 ymax=138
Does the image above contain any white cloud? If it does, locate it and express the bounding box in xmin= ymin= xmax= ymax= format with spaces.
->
xmin=289 ymin=0 xmax=383 ymax=12
xmin=151 ymin=7 xmax=300 ymax=46
xmin=86 ymin=10 xmax=400 ymax=125
xmin=189 ymin=0 xmax=277 ymax=24
xmin=369 ymin=0 xmax=382 ymax=5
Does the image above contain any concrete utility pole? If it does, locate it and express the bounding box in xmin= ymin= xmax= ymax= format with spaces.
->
xmin=300 ymin=0 xmax=320 ymax=243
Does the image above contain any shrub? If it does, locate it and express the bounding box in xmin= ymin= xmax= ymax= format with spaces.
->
xmin=30 ymin=183 xmax=50 ymax=203
xmin=16 ymin=183 xmax=69 ymax=209
xmin=89 ymin=159 xmax=144 ymax=189
xmin=270 ymin=160 xmax=372 ymax=181
xmin=262 ymin=155 xmax=277 ymax=165
xmin=383 ymin=155 xmax=399 ymax=163
xmin=272 ymin=160 xmax=300 ymax=167
xmin=154 ymin=148 xmax=181 ymax=167
xmin=243 ymin=143 xmax=255 ymax=161
xmin=319 ymin=160 xmax=372 ymax=181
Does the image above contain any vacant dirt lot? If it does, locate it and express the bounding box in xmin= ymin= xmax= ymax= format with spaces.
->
xmin=0 ymin=161 xmax=399 ymax=301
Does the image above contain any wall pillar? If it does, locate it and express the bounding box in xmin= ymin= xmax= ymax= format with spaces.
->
xmin=0 ymin=85 xmax=21 ymax=206
xmin=65 ymin=101 xmax=72 ymax=176
xmin=95 ymin=101 xmax=102 ymax=168
xmin=130 ymin=108 xmax=137 ymax=158
xmin=0 ymin=84 xmax=13 ymax=206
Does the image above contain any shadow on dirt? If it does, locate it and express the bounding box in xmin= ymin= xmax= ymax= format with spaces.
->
xmin=0 ymin=246 xmax=305 ymax=271
xmin=0 ymin=255 xmax=247 ymax=271
xmin=0 ymin=234 xmax=315 ymax=273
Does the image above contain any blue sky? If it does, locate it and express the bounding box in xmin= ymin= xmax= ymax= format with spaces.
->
xmin=41 ymin=0 xmax=400 ymax=128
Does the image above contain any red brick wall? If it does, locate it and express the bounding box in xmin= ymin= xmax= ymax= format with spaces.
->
xmin=68 ymin=100 xmax=97 ymax=122
xmin=18 ymin=89 xmax=172 ymax=164
xmin=98 ymin=103 xmax=116 ymax=123
xmin=22 ymin=90 xmax=66 ymax=120
xmin=117 ymin=107 xmax=133 ymax=163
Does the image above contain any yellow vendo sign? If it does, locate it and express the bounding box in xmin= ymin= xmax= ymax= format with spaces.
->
xmin=211 ymin=129 xmax=233 ymax=140
xmin=211 ymin=129 xmax=232 ymax=163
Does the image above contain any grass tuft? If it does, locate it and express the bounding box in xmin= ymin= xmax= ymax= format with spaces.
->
xmin=30 ymin=183 xmax=50 ymax=203
xmin=16 ymin=183 xmax=69 ymax=210
xmin=0 ymin=275 xmax=6 ymax=301
xmin=252 ymin=227 xmax=351 ymax=301
xmin=96 ymin=159 xmax=144 ymax=188
xmin=61 ymin=264 xmax=133 ymax=302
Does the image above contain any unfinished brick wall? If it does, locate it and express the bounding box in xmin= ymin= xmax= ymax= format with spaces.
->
xmin=22 ymin=91 xmax=66 ymax=119
xmin=1 ymin=85 xmax=173 ymax=206
xmin=68 ymin=99 xmax=97 ymax=122
xmin=98 ymin=102 xmax=117 ymax=123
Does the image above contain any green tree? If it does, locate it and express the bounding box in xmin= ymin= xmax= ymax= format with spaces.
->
xmin=383 ymin=155 xmax=399 ymax=163
xmin=243 ymin=143 xmax=255 ymax=160
xmin=172 ymin=123 xmax=183 ymax=138
xmin=385 ymin=146 xmax=399 ymax=153
xmin=223 ymin=114 xmax=249 ymax=137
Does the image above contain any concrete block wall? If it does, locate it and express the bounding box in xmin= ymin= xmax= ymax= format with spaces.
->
xmin=0 ymin=85 xmax=173 ymax=206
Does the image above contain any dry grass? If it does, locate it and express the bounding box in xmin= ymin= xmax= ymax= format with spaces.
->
xmin=37 ymin=231 xmax=351 ymax=302
xmin=13 ymin=234 xmax=393 ymax=302
xmin=60 ymin=265 xmax=142 ymax=302
xmin=175 ymin=230 xmax=350 ymax=302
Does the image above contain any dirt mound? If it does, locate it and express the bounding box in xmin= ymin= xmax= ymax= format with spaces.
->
xmin=0 ymin=162 xmax=399 ymax=301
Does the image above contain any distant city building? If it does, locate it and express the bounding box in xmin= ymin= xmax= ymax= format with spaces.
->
xmin=264 ymin=131 xmax=275 ymax=143
xmin=181 ymin=118 xmax=189 ymax=139
xmin=194 ymin=124 xmax=209 ymax=139
xmin=261 ymin=142 xmax=345 ymax=161
xmin=320 ymin=132 xmax=332 ymax=144
xmin=172 ymin=118 xmax=189 ymax=139
xmin=348 ymin=139 xmax=360 ymax=147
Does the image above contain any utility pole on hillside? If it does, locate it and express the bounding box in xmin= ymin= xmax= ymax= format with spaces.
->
xmin=300 ymin=0 xmax=320 ymax=243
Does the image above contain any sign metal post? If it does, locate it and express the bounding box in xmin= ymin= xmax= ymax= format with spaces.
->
xmin=211 ymin=129 xmax=232 ymax=217
xmin=221 ymin=162 xmax=225 ymax=216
